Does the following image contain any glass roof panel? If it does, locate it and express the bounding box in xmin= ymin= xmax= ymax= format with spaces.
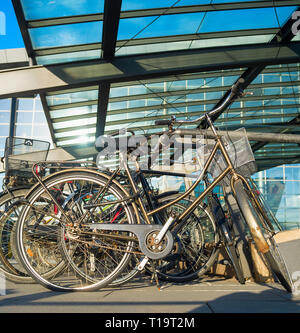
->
xmin=117 ymin=7 xmax=295 ymax=40
xmin=21 ymin=0 xmax=105 ymax=20
xmin=29 ymin=22 xmax=103 ymax=49
xmin=115 ymin=34 xmax=274 ymax=56
xmin=118 ymin=13 xmax=205 ymax=39
xmin=13 ymin=0 xmax=300 ymax=164
xmin=46 ymin=89 xmax=98 ymax=106
xmin=53 ymin=118 xmax=96 ymax=131
xmin=36 ymin=50 xmax=101 ymax=65
xmin=50 ymin=105 xmax=97 ymax=120
xmin=57 ymin=136 xmax=95 ymax=146
xmin=110 ymin=74 xmax=239 ymax=98
xmin=197 ymin=7 xmax=296 ymax=33
xmin=121 ymin=0 xmax=272 ymax=11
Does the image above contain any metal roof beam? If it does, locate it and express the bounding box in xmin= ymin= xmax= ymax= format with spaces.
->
xmin=43 ymin=64 xmax=300 ymax=96
xmin=96 ymin=0 xmax=122 ymax=138
xmin=1 ymin=41 xmax=300 ymax=99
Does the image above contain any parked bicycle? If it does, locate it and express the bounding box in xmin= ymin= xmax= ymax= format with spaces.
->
xmin=13 ymin=79 xmax=294 ymax=293
xmin=0 ymin=137 xmax=50 ymax=282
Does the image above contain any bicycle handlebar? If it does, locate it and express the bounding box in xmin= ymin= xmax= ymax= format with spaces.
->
xmin=154 ymin=119 xmax=173 ymax=126
xmin=154 ymin=78 xmax=245 ymax=127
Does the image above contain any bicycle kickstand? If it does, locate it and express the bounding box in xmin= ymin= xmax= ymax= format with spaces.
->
xmin=149 ymin=261 xmax=163 ymax=291
xmin=137 ymin=256 xmax=163 ymax=290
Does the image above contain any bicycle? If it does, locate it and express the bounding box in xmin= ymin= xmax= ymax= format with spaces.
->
xmin=9 ymin=159 xmax=219 ymax=289
xmin=14 ymin=79 xmax=294 ymax=292
xmin=0 ymin=136 xmax=51 ymax=282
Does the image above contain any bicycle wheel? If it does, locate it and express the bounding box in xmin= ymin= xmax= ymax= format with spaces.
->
xmin=0 ymin=188 xmax=29 ymax=216
xmin=233 ymin=178 xmax=294 ymax=293
xmin=0 ymin=188 xmax=35 ymax=282
xmin=208 ymin=192 xmax=245 ymax=284
xmin=59 ymin=179 xmax=142 ymax=288
xmin=15 ymin=170 xmax=138 ymax=292
xmin=224 ymin=243 xmax=245 ymax=284
xmin=0 ymin=197 xmax=66 ymax=284
xmin=150 ymin=197 xmax=220 ymax=283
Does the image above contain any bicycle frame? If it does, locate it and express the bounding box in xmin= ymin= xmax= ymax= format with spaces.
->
xmin=111 ymin=114 xmax=270 ymax=256
xmin=113 ymin=114 xmax=240 ymax=227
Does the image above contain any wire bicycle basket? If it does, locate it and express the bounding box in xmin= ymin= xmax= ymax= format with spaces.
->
xmin=2 ymin=136 xmax=50 ymax=187
xmin=203 ymin=128 xmax=257 ymax=184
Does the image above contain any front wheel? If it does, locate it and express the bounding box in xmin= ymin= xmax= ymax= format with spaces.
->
xmin=15 ymin=170 xmax=138 ymax=292
xmin=233 ymin=178 xmax=294 ymax=293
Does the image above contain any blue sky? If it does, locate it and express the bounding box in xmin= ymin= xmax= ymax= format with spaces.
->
xmin=0 ymin=0 xmax=24 ymax=49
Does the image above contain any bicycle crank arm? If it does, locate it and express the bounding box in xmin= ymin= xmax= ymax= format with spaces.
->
xmin=87 ymin=223 xmax=174 ymax=260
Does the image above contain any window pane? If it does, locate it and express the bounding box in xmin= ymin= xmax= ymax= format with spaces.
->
xmin=0 ymin=112 xmax=10 ymax=123
xmin=36 ymin=50 xmax=101 ymax=65
xmin=16 ymin=111 xmax=33 ymax=123
xmin=21 ymin=0 xmax=105 ymax=20
xmin=15 ymin=124 xmax=32 ymax=137
xmin=0 ymin=99 xmax=11 ymax=110
xmin=0 ymin=125 xmax=9 ymax=136
xmin=47 ymin=90 xmax=98 ymax=106
xmin=30 ymin=22 xmax=103 ymax=49
xmin=18 ymin=98 xmax=34 ymax=110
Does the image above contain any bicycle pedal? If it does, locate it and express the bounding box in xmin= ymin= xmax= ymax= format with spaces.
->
xmin=137 ymin=256 xmax=149 ymax=271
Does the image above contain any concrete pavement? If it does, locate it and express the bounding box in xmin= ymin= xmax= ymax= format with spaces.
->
xmin=1 ymin=274 xmax=300 ymax=314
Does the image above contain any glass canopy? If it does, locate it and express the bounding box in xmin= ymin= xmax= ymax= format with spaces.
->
xmin=12 ymin=0 xmax=300 ymax=169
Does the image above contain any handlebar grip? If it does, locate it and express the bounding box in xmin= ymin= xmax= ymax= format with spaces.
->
xmin=155 ymin=120 xmax=172 ymax=126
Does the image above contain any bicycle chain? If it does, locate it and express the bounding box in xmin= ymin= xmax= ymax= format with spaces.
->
xmin=65 ymin=231 xmax=143 ymax=256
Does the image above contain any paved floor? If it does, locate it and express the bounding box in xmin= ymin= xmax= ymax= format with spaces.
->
xmin=1 ymin=274 xmax=300 ymax=315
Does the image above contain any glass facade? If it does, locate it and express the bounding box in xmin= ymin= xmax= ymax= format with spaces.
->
xmin=253 ymin=164 xmax=300 ymax=230
xmin=0 ymin=96 xmax=53 ymax=186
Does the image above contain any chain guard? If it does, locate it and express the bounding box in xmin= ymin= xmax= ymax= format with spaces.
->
xmin=88 ymin=223 xmax=174 ymax=260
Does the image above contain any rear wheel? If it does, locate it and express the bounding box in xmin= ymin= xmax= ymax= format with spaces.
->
xmin=224 ymin=243 xmax=245 ymax=284
xmin=150 ymin=198 xmax=220 ymax=283
xmin=234 ymin=178 xmax=294 ymax=293
xmin=208 ymin=192 xmax=245 ymax=284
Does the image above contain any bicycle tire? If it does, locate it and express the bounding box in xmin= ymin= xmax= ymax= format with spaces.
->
xmin=15 ymin=170 xmax=138 ymax=292
xmin=224 ymin=243 xmax=245 ymax=284
xmin=1 ymin=197 xmax=67 ymax=284
xmin=233 ymin=178 xmax=294 ymax=293
xmin=208 ymin=193 xmax=245 ymax=284
xmin=0 ymin=188 xmax=37 ymax=283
